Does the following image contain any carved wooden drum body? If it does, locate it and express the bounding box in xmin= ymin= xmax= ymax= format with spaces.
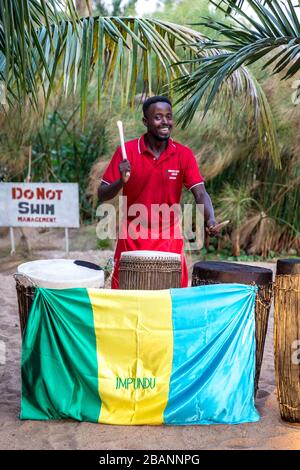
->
xmin=274 ymin=258 xmax=300 ymax=423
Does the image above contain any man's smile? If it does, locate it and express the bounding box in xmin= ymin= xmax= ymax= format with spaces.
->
xmin=158 ymin=127 xmax=171 ymax=136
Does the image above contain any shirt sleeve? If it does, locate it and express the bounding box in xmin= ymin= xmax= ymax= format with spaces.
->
xmin=101 ymin=147 xmax=123 ymax=185
xmin=183 ymin=149 xmax=205 ymax=190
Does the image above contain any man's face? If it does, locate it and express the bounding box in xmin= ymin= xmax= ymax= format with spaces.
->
xmin=143 ymin=102 xmax=173 ymax=141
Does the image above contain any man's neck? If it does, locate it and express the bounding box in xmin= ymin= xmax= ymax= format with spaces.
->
xmin=144 ymin=133 xmax=168 ymax=158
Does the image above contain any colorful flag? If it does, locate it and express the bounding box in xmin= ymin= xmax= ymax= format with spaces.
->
xmin=21 ymin=284 xmax=259 ymax=425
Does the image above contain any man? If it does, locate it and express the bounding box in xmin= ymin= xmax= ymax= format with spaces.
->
xmin=98 ymin=96 xmax=220 ymax=288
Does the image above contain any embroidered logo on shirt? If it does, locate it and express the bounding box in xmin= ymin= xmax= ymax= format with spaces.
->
xmin=167 ymin=169 xmax=180 ymax=180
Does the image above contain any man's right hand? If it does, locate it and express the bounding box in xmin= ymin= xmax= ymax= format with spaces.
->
xmin=119 ymin=160 xmax=131 ymax=184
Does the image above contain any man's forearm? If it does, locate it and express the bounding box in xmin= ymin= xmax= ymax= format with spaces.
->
xmin=98 ymin=179 xmax=124 ymax=203
xmin=191 ymin=186 xmax=216 ymax=224
xmin=200 ymin=191 xmax=215 ymax=224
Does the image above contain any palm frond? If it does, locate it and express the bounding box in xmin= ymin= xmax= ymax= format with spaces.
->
xmin=205 ymin=0 xmax=300 ymax=79
xmin=0 ymin=0 xmax=289 ymax=165
xmin=172 ymin=0 xmax=300 ymax=166
xmin=0 ymin=0 xmax=77 ymax=104
xmin=172 ymin=49 xmax=280 ymax=165
xmin=0 ymin=2 xmax=204 ymax=115
xmin=215 ymin=0 xmax=269 ymax=15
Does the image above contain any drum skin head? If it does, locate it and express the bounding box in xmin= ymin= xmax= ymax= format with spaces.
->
xmin=276 ymin=258 xmax=300 ymax=275
xmin=192 ymin=261 xmax=273 ymax=285
xmin=17 ymin=259 xmax=104 ymax=288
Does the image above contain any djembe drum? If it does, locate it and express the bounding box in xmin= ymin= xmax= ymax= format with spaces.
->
xmin=119 ymin=250 xmax=181 ymax=290
xmin=274 ymin=258 xmax=300 ymax=423
xmin=14 ymin=259 xmax=104 ymax=336
xmin=192 ymin=261 xmax=273 ymax=396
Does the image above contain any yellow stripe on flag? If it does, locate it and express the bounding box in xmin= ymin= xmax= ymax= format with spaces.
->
xmin=88 ymin=288 xmax=173 ymax=425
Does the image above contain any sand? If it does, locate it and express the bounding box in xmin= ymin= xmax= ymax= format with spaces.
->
xmin=0 ymin=251 xmax=300 ymax=450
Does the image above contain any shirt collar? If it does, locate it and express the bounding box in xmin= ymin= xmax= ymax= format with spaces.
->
xmin=138 ymin=134 xmax=177 ymax=156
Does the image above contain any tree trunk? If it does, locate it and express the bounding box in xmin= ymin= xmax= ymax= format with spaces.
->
xmin=76 ymin=0 xmax=92 ymax=16
xmin=232 ymin=229 xmax=240 ymax=257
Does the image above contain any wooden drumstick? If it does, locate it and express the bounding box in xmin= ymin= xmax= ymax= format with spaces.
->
xmin=206 ymin=220 xmax=230 ymax=234
xmin=117 ymin=120 xmax=130 ymax=182
xmin=213 ymin=220 xmax=230 ymax=231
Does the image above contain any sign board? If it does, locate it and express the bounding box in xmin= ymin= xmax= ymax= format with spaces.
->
xmin=0 ymin=183 xmax=80 ymax=228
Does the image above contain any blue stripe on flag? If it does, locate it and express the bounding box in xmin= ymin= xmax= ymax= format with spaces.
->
xmin=164 ymin=284 xmax=259 ymax=425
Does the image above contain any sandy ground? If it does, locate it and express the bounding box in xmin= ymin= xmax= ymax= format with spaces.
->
xmin=0 ymin=249 xmax=300 ymax=450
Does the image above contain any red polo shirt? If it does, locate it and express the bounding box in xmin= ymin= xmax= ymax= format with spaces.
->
xmin=101 ymin=134 xmax=204 ymax=288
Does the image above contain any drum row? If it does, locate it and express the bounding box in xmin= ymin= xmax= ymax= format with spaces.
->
xmin=192 ymin=258 xmax=300 ymax=426
xmin=15 ymin=253 xmax=300 ymax=424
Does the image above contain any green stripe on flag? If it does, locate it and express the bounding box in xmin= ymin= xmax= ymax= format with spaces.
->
xmin=21 ymin=288 xmax=101 ymax=422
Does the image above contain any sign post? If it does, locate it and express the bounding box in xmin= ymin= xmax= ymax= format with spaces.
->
xmin=9 ymin=227 xmax=15 ymax=255
xmin=0 ymin=183 xmax=80 ymax=254
xmin=65 ymin=228 xmax=69 ymax=255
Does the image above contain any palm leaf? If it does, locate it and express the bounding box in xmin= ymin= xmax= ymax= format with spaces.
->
xmin=172 ymin=0 xmax=300 ymax=166
xmin=0 ymin=1 xmax=287 ymax=165
xmin=216 ymin=0 xmax=268 ymax=15
xmin=0 ymin=2 xmax=203 ymax=112
xmin=205 ymin=1 xmax=300 ymax=80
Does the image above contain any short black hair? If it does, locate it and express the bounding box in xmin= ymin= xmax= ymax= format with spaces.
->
xmin=142 ymin=96 xmax=172 ymax=117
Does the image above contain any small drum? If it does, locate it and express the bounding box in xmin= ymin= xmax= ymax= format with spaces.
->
xmin=14 ymin=259 xmax=104 ymax=336
xmin=119 ymin=250 xmax=181 ymax=290
xmin=192 ymin=261 xmax=273 ymax=396
xmin=274 ymin=258 xmax=300 ymax=423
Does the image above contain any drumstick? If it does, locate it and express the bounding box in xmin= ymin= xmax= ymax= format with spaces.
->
xmin=211 ymin=220 xmax=230 ymax=231
xmin=117 ymin=120 xmax=130 ymax=182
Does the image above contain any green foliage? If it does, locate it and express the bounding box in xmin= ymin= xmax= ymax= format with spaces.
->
xmin=92 ymin=0 xmax=138 ymax=16
xmin=32 ymin=109 xmax=106 ymax=221
xmin=216 ymin=184 xmax=255 ymax=228
xmin=0 ymin=104 xmax=42 ymax=181
xmin=0 ymin=1 xmax=205 ymax=116
xmin=4 ymin=95 xmax=108 ymax=222
xmin=199 ymin=246 xmax=263 ymax=262
xmin=167 ymin=0 xmax=300 ymax=166
xmin=96 ymin=238 xmax=112 ymax=249
xmin=0 ymin=0 xmax=298 ymax=257
xmin=155 ymin=0 xmax=228 ymax=37
xmin=92 ymin=1 xmax=109 ymax=16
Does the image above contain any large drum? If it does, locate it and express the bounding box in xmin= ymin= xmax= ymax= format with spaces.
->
xmin=274 ymin=258 xmax=300 ymax=423
xmin=15 ymin=259 xmax=104 ymax=336
xmin=192 ymin=261 xmax=273 ymax=396
xmin=119 ymin=250 xmax=181 ymax=290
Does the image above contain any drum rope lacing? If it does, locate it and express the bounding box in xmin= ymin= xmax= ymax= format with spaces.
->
xmin=251 ymin=282 xmax=273 ymax=309
xmin=119 ymin=259 xmax=181 ymax=272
